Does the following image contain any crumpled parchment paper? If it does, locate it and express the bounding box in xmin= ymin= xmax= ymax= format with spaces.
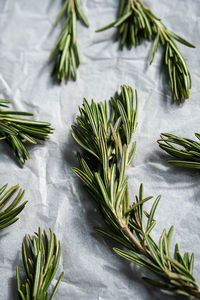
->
xmin=0 ymin=0 xmax=200 ymax=299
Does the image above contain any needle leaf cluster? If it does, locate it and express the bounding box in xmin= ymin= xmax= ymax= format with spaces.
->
xmin=158 ymin=132 xmax=200 ymax=169
xmin=16 ymin=228 xmax=64 ymax=300
xmin=0 ymin=100 xmax=53 ymax=167
xmin=50 ymin=0 xmax=89 ymax=82
xmin=72 ymin=85 xmax=200 ymax=298
xmin=0 ymin=183 xmax=27 ymax=231
xmin=96 ymin=0 xmax=195 ymax=101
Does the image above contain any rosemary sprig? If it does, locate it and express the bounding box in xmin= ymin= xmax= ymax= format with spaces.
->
xmin=0 ymin=100 xmax=53 ymax=167
xmin=16 ymin=228 xmax=64 ymax=300
xmin=96 ymin=1 xmax=195 ymax=101
xmin=0 ymin=183 xmax=27 ymax=230
xmin=72 ymin=85 xmax=200 ymax=298
xmin=50 ymin=0 xmax=89 ymax=82
xmin=158 ymin=132 xmax=200 ymax=169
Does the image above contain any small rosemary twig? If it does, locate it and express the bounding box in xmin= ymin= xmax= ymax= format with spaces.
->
xmin=0 ymin=99 xmax=53 ymax=167
xmin=50 ymin=0 xmax=89 ymax=82
xmin=158 ymin=132 xmax=200 ymax=169
xmin=16 ymin=228 xmax=64 ymax=300
xmin=96 ymin=1 xmax=195 ymax=101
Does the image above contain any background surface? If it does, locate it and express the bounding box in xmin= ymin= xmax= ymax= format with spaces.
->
xmin=0 ymin=0 xmax=199 ymax=299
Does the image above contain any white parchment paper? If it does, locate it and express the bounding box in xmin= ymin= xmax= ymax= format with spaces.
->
xmin=0 ymin=0 xmax=200 ymax=299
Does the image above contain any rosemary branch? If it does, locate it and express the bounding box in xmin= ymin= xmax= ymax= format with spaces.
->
xmin=72 ymin=85 xmax=200 ymax=298
xmin=158 ymin=132 xmax=200 ymax=169
xmin=96 ymin=1 xmax=195 ymax=101
xmin=50 ymin=0 xmax=89 ymax=82
xmin=16 ymin=228 xmax=64 ymax=300
xmin=0 ymin=183 xmax=27 ymax=231
xmin=0 ymin=100 xmax=53 ymax=167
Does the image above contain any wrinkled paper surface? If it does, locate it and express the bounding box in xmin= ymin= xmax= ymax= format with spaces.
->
xmin=0 ymin=0 xmax=200 ymax=299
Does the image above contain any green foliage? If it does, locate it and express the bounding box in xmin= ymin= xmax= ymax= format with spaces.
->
xmin=96 ymin=0 xmax=195 ymax=101
xmin=0 ymin=100 xmax=53 ymax=167
xmin=50 ymin=0 xmax=89 ymax=82
xmin=72 ymin=85 xmax=200 ymax=298
xmin=158 ymin=132 xmax=200 ymax=169
xmin=16 ymin=228 xmax=64 ymax=300
xmin=0 ymin=183 xmax=27 ymax=230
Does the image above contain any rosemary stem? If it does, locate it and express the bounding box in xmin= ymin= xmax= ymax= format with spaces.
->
xmin=120 ymin=219 xmax=152 ymax=259
xmin=137 ymin=0 xmax=169 ymax=41
xmin=185 ymin=287 xmax=200 ymax=299
xmin=153 ymin=19 xmax=169 ymax=42
xmin=130 ymin=0 xmax=135 ymax=9
xmin=71 ymin=0 xmax=75 ymax=12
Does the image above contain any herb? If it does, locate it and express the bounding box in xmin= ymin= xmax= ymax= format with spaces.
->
xmin=0 ymin=100 xmax=53 ymax=167
xmin=158 ymin=132 xmax=200 ymax=169
xmin=16 ymin=228 xmax=64 ymax=300
xmin=0 ymin=183 xmax=27 ymax=230
xmin=50 ymin=0 xmax=89 ymax=82
xmin=72 ymin=85 xmax=200 ymax=298
xmin=96 ymin=1 xmax=195 ymax=101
